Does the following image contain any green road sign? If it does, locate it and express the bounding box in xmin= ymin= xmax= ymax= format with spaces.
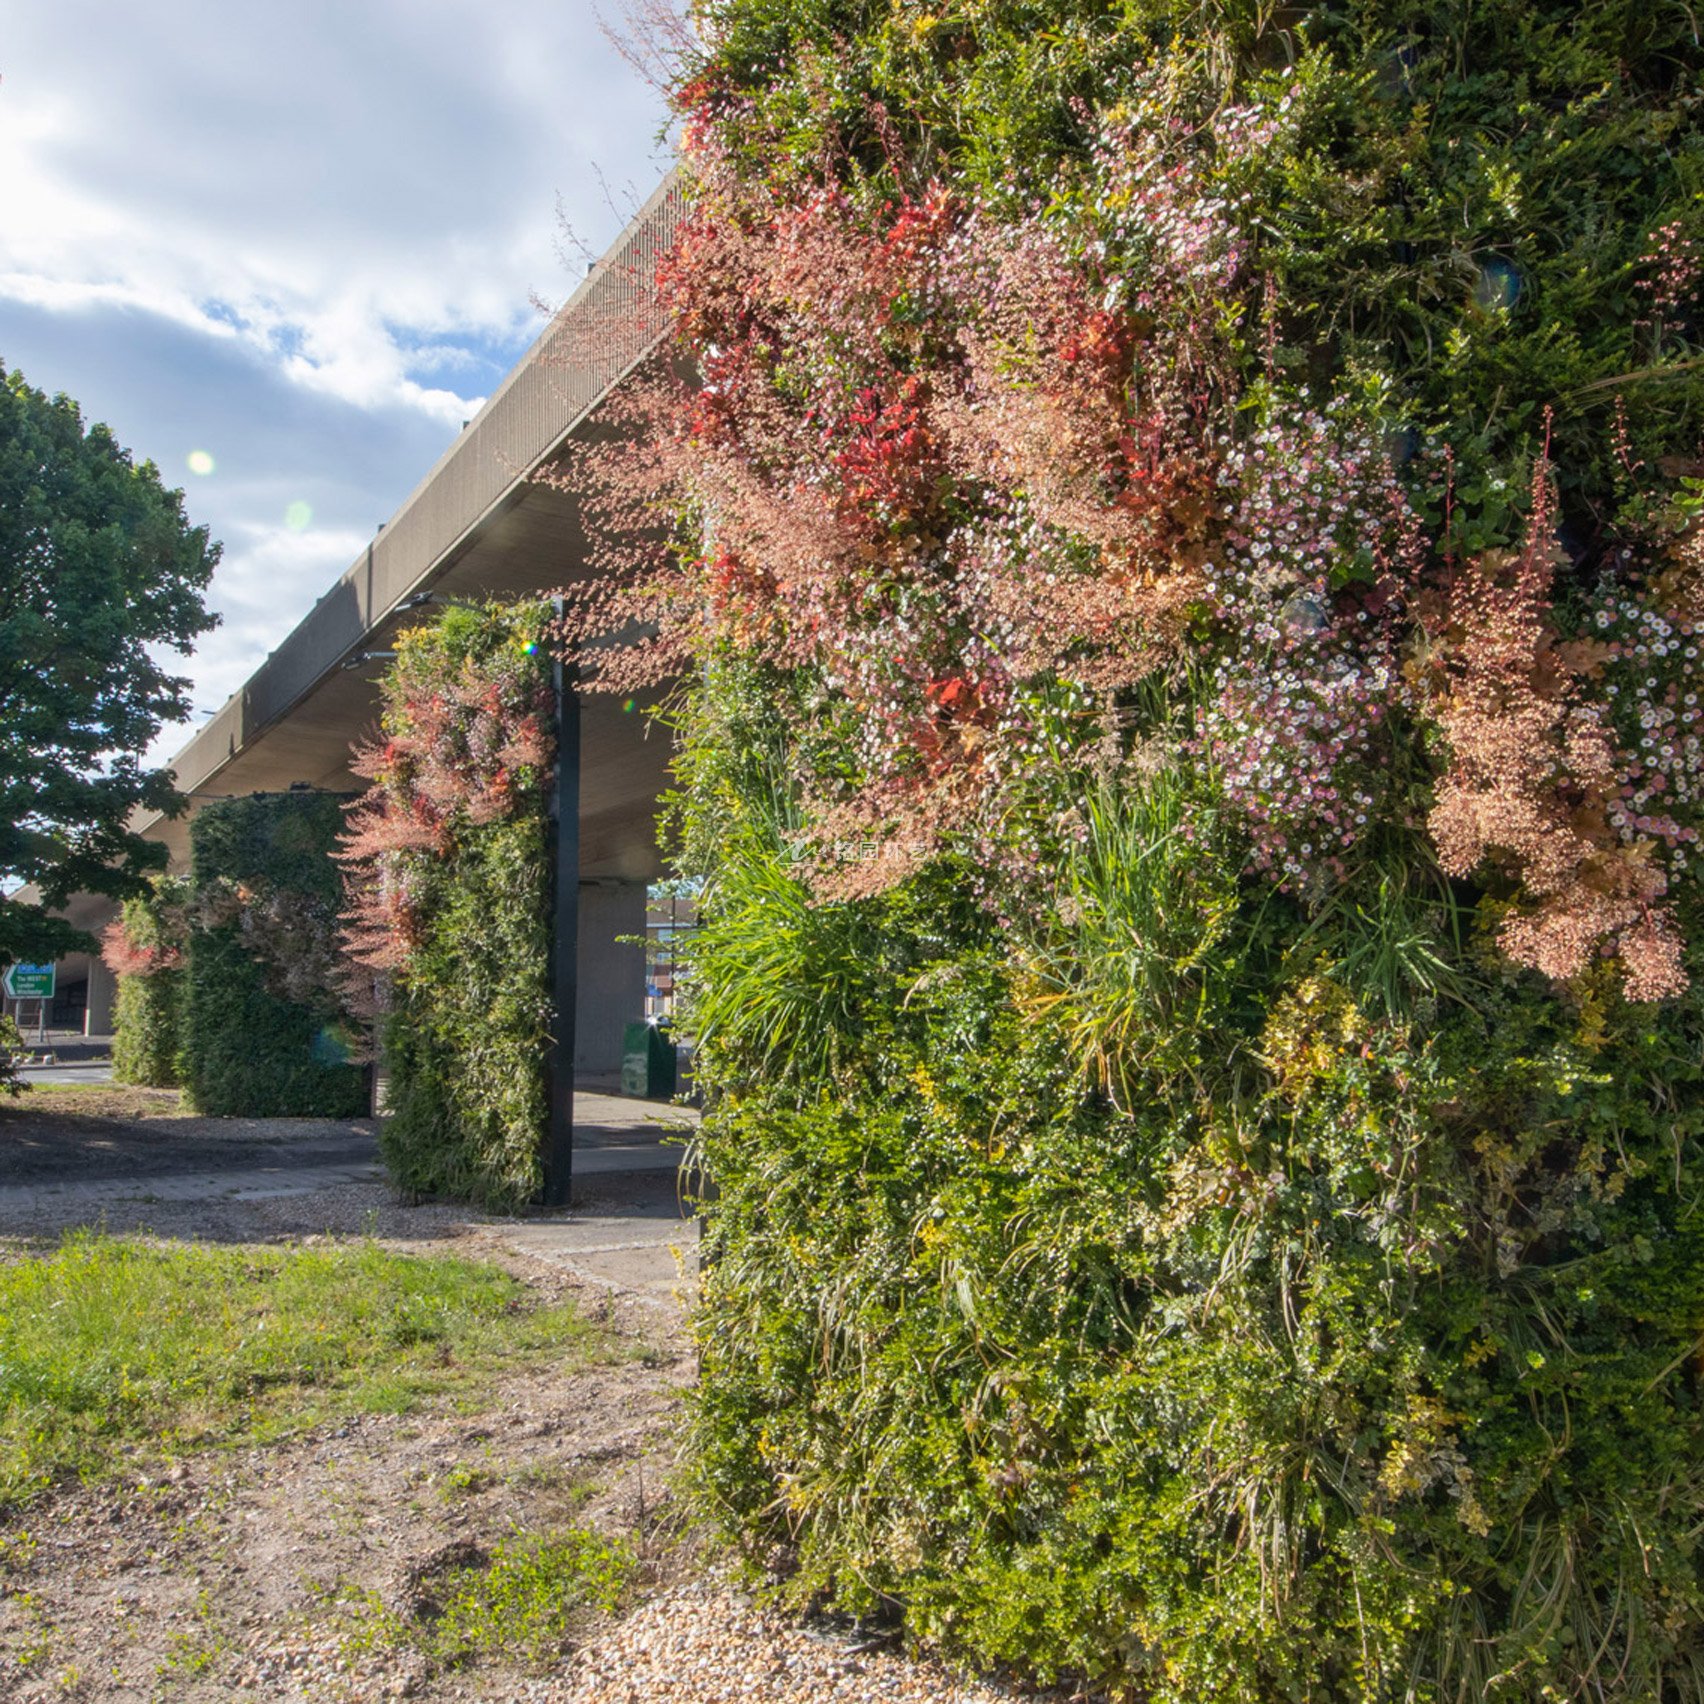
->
xmin=2 ymin=963 xmax=55 ymax=1000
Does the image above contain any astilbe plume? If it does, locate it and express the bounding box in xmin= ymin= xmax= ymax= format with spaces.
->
xmin=1421 ymin=450 xmax=1687 ymax=1000
xmin=555 ymin=89 xmax=1304 ymax=888
xmin=338 ymin=638 xmax=554 ymax=976
xmin=100 ymin=882 xmax=190 ymax=980
xmin=100 ymin=917 xmax=182 ymax=979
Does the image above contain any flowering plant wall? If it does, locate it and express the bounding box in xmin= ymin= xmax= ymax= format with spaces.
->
xmin=575 ymin=52 xmax=1703 ymax=996
xmin=571 ymin=1 xmax=1704 ymax=1697
xmin=339 ymin=602 xmax=556 ymax=1208
xmin=103 ymin=875 xmax=189 ymax=1087
xmin=182 ymin=791 xmax=368 ymax=1118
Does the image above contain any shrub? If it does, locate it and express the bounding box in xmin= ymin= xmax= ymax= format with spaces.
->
xmin=0 ymin=1013 xmax=24 ymax=1097
xmin=105 ymin=876 xmax=188 ymax=1087
xmin=182 ymin=791 xmax=367 ymax=1117
xmin=339 ymin=603 xmax=556 ymax=1208
xmin=565 ymin=1 xmax=1704 ymax=1697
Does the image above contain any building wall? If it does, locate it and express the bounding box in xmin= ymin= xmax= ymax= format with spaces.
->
xmin=575 ymin=881 xmax=648 ymax=1077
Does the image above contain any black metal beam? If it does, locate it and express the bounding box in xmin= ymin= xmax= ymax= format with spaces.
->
xmin=541 ymin=612 xmax=580 ymax=1207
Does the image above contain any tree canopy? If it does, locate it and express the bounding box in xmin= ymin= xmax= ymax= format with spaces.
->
xmin=0 ymin=361 xmax=219 ymax=967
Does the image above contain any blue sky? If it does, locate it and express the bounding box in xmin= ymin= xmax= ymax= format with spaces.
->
xmin=0 ymin=0 xmax=671 ymax=751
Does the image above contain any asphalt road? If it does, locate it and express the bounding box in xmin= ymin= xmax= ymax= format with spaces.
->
xmin=0 ymin=1110 xmax=381 ymax=1188
xmin=0 ymin=1089 xmax=690 ymax=1191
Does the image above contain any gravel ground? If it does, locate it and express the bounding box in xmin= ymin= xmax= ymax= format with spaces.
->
xmin=559 ymin=1584 xmax=1067 ymax=1703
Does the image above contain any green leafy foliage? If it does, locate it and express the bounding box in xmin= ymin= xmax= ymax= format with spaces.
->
xmin=415 ymin=1530 xmax=635 ymax=1668
xmin=323 ymin=1526 xmax=635 ymax=1674
xmin=686 ymin=696 xmax=1704 ymax=1698
xmin=379 ymin=812 xmax=553 ymax=1207
xmin=340 ymin=603 xmax=557 ymax=1209
xmin=110 ymin=973 xmax=184 ymax=1088
xmin=183 ymin=791 xmax=367 ymax=1117
xmin=0 ymin=1014 xmax=24 ymax=1098
xmin=107 ymin=876 xmax=189 ymax=1088
xmin=0 ymin=362 xmax=218 ymax=967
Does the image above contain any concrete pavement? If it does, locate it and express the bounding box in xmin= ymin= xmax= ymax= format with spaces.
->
xmin=0 ymin=1088 xmax=701 ymax=1305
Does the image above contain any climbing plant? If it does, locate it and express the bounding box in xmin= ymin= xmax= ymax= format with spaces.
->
xmin=339 ymin=602 xmax=556 ymax=1209
xmin=563 ymin=1 xmax=1704 ymax=1698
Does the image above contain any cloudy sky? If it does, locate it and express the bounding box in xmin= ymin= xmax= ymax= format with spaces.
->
xmin=0 ymin=0 xmax=671 ymax=757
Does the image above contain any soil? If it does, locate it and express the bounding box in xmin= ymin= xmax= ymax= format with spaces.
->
xmin=0 ymin=1097 xmax=1070 ymax=1704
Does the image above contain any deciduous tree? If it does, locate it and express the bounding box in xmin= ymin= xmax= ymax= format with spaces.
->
xmin=0 ymin=362 xmax=218 ymax=966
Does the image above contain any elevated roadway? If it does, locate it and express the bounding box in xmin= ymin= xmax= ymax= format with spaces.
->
xmin=9 ymin=175 xmax=684 ymax=1077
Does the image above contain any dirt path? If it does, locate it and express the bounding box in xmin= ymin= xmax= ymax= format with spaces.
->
xmin=0 ymin=1101 xmax=1064 ymax=1704
xmin=1 ymin=1229 xmax=690 ymax=1703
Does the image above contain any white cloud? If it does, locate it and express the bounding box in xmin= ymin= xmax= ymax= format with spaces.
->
xmin=0 ymin=0 xmax=673 ymax=759
xmin=1 ymin=0 xmax=670 ymax=420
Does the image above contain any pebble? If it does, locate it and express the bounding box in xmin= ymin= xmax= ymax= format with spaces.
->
xmin=554 ymin=1585 xmax=1057 ymax=1703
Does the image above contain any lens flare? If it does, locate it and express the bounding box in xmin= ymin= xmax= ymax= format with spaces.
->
xmin=1474 ymin=259 xmax=1521 ymax=313
xmin=310 ymin=1024 xmax=353 ymax=1067
xmin=284 ymin=500 xmax=313 ymax=531
xmin=186 ymin=450 xmax=215 ymax=476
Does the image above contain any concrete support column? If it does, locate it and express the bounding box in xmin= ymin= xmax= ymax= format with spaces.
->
xmin=85 ymin=955 xmax=116 ymax=1037
xmin=574 ymin=881 xmax=648 ymax=1079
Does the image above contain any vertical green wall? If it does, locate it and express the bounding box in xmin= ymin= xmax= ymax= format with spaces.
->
xmin=183 ymin=790 xmax=367 ymax=1118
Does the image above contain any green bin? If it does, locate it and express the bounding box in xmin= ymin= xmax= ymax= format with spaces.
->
xmin=620 ymin=1019 xmax=676 ymax=1099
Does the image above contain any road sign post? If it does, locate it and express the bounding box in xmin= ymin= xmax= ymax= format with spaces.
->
xmin=3 ymin=965 xmax=55 ymax=1046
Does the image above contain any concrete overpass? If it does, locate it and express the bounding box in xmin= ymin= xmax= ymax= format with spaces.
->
xmin=13 ymin=175 xmax=684 ymax=1079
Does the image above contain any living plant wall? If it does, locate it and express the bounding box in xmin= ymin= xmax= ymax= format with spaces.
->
xmin=184 ymin=790 xmax=367 ymax=1118
xmin=339 ymin=602 xmax=556 ymax=1209
xmin=564 ymin=0 xmax=1704 ymax=1697
xmin=0 ymin=1015 xmax=23 ymax=1098
xmin=103 ymin=875 xmax=189 ymax=1087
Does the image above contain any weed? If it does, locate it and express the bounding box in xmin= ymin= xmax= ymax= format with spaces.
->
xmin=419 ymin=1529 xmax=636 ymax=1670
xmin=326 ymin=1526 xmax=635 ymax=1674
xmin=439 ymin=1461 xmax=496 ymax=1500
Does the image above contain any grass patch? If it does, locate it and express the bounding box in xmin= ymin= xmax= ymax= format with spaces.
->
xmin=332 ymin=1528 xmax=636 ymax=1672
xmin=0 ymin=1084 xmax=188 ymax=1120
xmin=0 ymin=1232 xmax=610 ymax=1509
